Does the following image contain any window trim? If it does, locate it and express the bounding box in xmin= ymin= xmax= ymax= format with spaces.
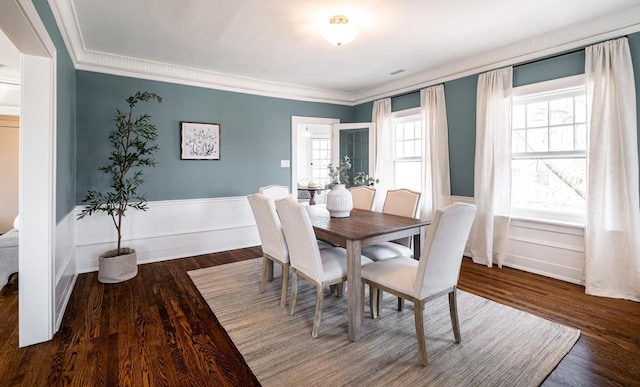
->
xmin=511 ymin=75 xmax=587 ymax=225
xmin=391 ymin=109 xmax=422 ymax=191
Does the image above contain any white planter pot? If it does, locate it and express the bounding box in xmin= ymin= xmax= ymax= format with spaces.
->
xmin=98 ymin=247 xmax=138 ymax=283
xmin=326 ymin=184 xmax=353 ymax=218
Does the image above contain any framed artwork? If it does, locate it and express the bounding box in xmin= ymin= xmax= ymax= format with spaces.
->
xmin=180 ymin=121 xmax=220 ymax=160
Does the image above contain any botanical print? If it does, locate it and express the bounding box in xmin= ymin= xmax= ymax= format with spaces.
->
xmin=181 ymin=122 xmax=220 ymax=159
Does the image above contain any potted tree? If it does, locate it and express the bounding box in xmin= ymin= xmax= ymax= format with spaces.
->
xmin=78 ymin=91 xmax=162 ymax=283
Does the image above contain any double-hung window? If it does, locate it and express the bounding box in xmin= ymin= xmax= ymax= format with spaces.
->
xmin=391 ymin=109 xmax=422 ymax=192
xmin=511 ymin=75 xmax=586 ymax=224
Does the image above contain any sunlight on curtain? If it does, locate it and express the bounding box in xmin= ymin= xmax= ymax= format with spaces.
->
xmin=419 ymin=85 xmax=451 ymax=220
xmin=585 ymin=37 xmax=640 ymax=302
xmin=372 ymin=98 xmax=392 ymax=211
xmin=468 ymin=67 xmax=512 ymax=267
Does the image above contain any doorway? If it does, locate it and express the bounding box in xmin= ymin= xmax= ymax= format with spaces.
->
xmin=0 ymin=0 xmax=57 ymax=346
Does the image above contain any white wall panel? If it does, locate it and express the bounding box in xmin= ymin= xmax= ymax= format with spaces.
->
xmin=75 ymin=196 xmax=260 ymax=273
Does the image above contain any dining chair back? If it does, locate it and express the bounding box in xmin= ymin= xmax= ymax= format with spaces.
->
xmin=247 ymin=193 xmax=290 ymax=308
xmin=259 ymin=184 xmax=290 ymax=200
xmin=274 ymin=198 xmax=323 ymax=282
xmin=384 ymin=188 xmax=421 ymax=247
xmin=349 ymin=186 xmax=376 ymax=211
xmin=414 ymin=203 xmax=477 ymax=299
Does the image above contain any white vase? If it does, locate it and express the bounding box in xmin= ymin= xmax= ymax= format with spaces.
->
xmin=326 ymin=184 xmax=353 ymax=218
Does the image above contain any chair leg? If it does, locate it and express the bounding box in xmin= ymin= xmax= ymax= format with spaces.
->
xmin=312 ymin=284 xmax=324 ymax=338
xmin=279 ymin=263 xmax=289 ymax=309
xmin=289 ymin=270 xmax=299 ymax=316
xmin=414 ymin=300 xmax=428 ymax=366
xmin=260 ymin=257 xmax=269 ymax=293
xmin=448 ymin=289 xmax=461 ymax=343
xmin=397 ymin=297 xmax=404 ymax=311
xmin=336 ymin=282 xmax=344 ymax=297
xmin=369 ymin=285 xmax=378 ymax=319
xmin=360 ymin=282 xmax=365 ymax=325
xmin=329 ymin=284 xmax=337 ymax=294
xmin=377 ymin=289 xmax=383 ymax=317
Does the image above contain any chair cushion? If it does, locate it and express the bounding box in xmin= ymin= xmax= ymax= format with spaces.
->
xmin=361 ymin=241 xmax=413 ymax=261
xmin=320 ymin=247 xmax=372 ymax=282
xmin=361 ymin=257 xmax=418 ymax=296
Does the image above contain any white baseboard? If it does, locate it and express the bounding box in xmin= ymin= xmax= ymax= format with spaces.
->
xmin=55 ymin=211 xmax=77 ymax=330
xmin=74 ymin=196 xmax=260 ymax=273
xmin=453 ymin=195 xmax=585 ymax=284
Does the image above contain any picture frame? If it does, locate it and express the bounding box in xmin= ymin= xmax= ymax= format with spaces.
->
xmin=180 ymin=121 xmax=220 ymax=160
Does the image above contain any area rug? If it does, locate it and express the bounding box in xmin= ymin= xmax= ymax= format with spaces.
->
xmin=188 ymin=259 xmax=579 ymax=387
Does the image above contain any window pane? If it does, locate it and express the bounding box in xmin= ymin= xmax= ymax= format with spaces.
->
xmin=395 ymin=141 xmax=403 ymax=157
xmin=549 ymin=98 xmax=573 ymax=125
xmin=513 ymin=129 xmax=526 ymax=153
xmin=394 ymin=161 xmax=422 ymax=192
xmin=512 ymin=158 xmax=586 ymax=214
xmin=527 ymin=128 xmax=548 ymax=152
xmin=575 ymin=95 xmax=586 ymax=123
xmin=513 ymin=104 xmax=525 ymax=129
xmin=404 ymin=122 xmax=414 ymax=139
xmin=575 ymin=124 xmax=587 ymax=150
xmin=527 ymin=101 xmax=548 ymax=127
xmin=549 ymin=125 xmax=574 ymax=151
xmin=395 ymin=125 xmax=404 ymax=141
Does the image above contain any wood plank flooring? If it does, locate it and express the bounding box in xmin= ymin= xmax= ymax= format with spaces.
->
xmin=1 ymin=247 xmax=639 ymax=386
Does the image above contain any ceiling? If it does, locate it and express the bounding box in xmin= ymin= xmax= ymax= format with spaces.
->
xmin=29 ymin=1 xmax=640 ymax=104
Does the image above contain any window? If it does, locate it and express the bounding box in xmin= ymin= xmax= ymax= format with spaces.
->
xmin=392 ymin=110 xmax=422 ymax=192
xmin=511 ymin=75 xmax=586 ymax=223
xmin=309 ymin=138 xmax=331 ymax=186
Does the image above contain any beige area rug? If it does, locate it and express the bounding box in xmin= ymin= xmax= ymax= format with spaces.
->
xmin=188 ymin=259 xmax=580 ymax=387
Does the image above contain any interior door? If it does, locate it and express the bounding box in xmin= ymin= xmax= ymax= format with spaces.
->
xmin=331 ymin=122 xmax=375 ymax=185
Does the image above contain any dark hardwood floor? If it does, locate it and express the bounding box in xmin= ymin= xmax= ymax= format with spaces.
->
xmin=1 ymin=247 xmax=639 ymax=386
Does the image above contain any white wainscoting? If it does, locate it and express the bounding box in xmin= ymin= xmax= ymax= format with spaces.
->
xmin=452 ymin=196 xmax=585 ymax=285
xmin=75 ymin=196 xmax=260 ymax=273
xmin=55 ymin=211 xmax=77 ymax=330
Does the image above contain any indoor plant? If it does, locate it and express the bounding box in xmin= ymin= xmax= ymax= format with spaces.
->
xmin=78 ymin=91 xmax=162 ymax=283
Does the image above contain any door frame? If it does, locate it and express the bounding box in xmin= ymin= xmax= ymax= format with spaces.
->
xmin=331 ymin=122 xmax=376 ymax=177
xmin=291 ymin=116 xmax=339 ymax=191
xmin=0 ymin=0 xmax=58 ymax=346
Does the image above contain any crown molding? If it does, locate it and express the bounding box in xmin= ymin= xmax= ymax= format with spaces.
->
xmin=353 ymin=5 xmax=640 ymax=104
xmin=50 ymin=1 xmax=640 ymax=107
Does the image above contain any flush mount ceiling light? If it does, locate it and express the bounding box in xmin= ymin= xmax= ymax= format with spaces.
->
xmin=321 ymin=15 xmax=359 ymax=47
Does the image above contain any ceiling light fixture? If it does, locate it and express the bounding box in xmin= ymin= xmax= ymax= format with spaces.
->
xmin=321 ymin=15 xmax=359 ymax=47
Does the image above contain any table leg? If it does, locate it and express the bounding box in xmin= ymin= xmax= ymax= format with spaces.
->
xmin=309 ymin=190 xmax=316 ymax=205
xmin=413 ymin=231 xmax=422 ymax=260
xmin=346 ymin=239 xmax=362 ymax=341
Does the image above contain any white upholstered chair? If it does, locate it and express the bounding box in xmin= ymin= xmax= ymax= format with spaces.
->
xmin=349 ymin=186 xmax=376 ymax=211
xmin=360 ymin=202 xmax=477 ymax=366
xmin=361 ymin=188 xmax=422 ymax=261
xmin=275 ymin=198 xmax=372 ymax=338
xmin=259 ymin=184 xmax=290 ymax=200
xmin=248 ymin=193 xmax=291 ymax=308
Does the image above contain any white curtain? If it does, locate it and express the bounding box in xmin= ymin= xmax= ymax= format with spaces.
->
xmin=467 ymin=67 xmax=513 ymax=268
xmin=420 ymin=85 xmax=451 ymax=220
xmin=585 ymin=37 xmax=640 ymax=302
xmin=372 ymin=98 xmax=392 ymax=211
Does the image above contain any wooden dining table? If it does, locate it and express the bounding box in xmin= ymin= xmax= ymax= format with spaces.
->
xmin=305 ymin=206 xmax=430 ymax=341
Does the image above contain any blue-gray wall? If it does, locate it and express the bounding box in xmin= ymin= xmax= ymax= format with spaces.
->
xmin=33 ymin=0 xmax=77 ymax=222
xmin=354 ymin=32 xmax=640 ymax=197
xmin=76 ymin=72 xmax=354 ymax=202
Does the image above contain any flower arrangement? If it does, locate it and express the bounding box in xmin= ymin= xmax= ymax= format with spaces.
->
xmin=327 ymin=155 xmax=379 ymax=189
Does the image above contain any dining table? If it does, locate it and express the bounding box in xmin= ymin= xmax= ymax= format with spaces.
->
xmin=305 ymin=206 xmax=430 ymax=341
